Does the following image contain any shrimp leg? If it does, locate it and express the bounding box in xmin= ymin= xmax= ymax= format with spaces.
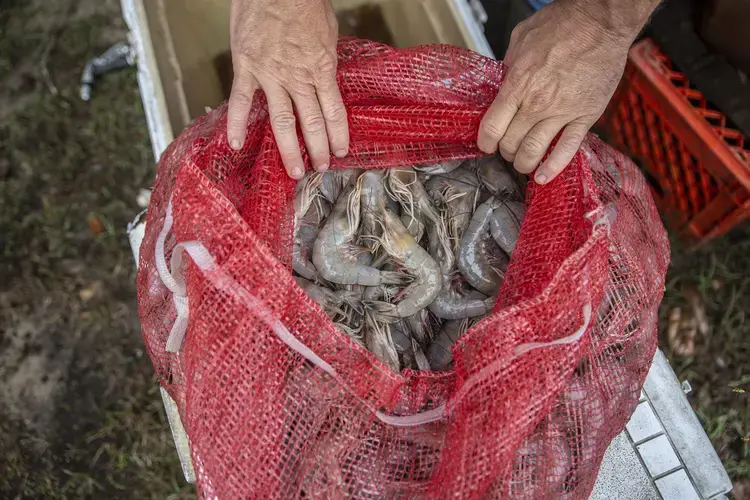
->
xmin=295 ymin=276 xmax=362 ymax=318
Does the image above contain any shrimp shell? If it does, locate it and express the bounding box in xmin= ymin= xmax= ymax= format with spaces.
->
xmin=294 ymin=172 xmax=324 ymax=227
xmin=457 ymin=197 xmax=506 ymax=296
xmin=365 ymin=314 xmax=400 ymax=372
xmin=428 ymin=275 xmax=496 ymax=320
xmin=425 ymin=319 xmax=468 ymax=371
xmin=388 ymin=168 xmax=453 ymax=273
xmin=489 ymin=200 xmax=525 ymax=255
xmin=356 ymin=169 xmax=387 ymax=239
xmin=319 ymin=169 xmax=359 ymax=204
xmin=425 ymin=167 xmax=481 ymax=245
xmin=475 ymin=156 xmax=519 ymax=196
xmin=294 ymin=276 xmax=361 ymax=318
xmin=413 ymin=159 xmax=464 ymax=176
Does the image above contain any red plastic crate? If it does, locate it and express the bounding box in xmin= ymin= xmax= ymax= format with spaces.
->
xmin=599 ymin=38 xmax=750 ymax=243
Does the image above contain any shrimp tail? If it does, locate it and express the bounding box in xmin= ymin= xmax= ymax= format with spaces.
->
xmin=362 ymin=299 xmax=399 ymax=323
xmin=365 ymin=314 xmax=400 ymax=372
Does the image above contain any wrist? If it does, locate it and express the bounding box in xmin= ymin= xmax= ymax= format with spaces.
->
xmin=562 ymin=0 xmax=661 ymax=43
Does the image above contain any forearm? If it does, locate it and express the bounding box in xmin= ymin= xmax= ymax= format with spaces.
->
xmin=564 ymin=0 xmax=662 ymax=41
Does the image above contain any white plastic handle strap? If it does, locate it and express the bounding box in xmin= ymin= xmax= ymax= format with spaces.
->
xmin=154 ymin=197 xmax=592 ymax=426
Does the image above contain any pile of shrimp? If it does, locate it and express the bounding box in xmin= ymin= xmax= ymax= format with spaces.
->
xmin=293 ymin=154 xmax=526 ymax=373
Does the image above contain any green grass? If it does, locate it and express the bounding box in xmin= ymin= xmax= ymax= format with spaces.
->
xmin=659 ymin=230 xmax=750 ymax=493
xmin=0 ymin=1 xmax=194 ymax=498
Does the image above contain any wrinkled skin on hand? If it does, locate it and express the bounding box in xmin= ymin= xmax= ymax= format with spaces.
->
xmin=477 ymin=0 xmax=644 ymax=184
xmin=228 ymin=0 xmax=349 ymax=179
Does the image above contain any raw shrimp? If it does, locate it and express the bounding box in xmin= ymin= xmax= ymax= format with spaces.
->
xmin=294 ymin=276 xmax=362 ymax=318
xmin=365 ymin=313 xmax=400 ymax=372
xmin=389 ymin=320 xmax=413 ymax=353
xmin=313 ymin=186 xmax=408 ymax=286
xmin=425 ymin=319 xmax=468 ymax=371
xmin=319 ymin=169 xmax=359 ymax=204
xmin=414 ymin=159 xmax=464 ymax=176
xmin=293 ymin=204 xmax=329 ymax=280
xmin=425 ymin=167 xmax=481 ymax=247
xmin=474 ymin=156 xmax=519 ymax=196
xmin=388 ymin=168 xmax=453 ymax=272
xmin=428 ymin=275 xmax=496 ymax=320
xmin=457 ymin=197 xmax=508 ymax=296
xmin=390 ymin=320 xmax=431 ymax=371
xmin=489 ymin=200 xmax=525 ymax=255
xmin=405 ymin=309 xmax=431 ymax=344
xmin=368 ymin=210 xmax=442 ymax=319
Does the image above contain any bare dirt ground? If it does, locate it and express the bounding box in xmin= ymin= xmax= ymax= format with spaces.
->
xmin=0 ymin=0 xmax=747 ymax=499
xmin=0 ymin=0 xmax=193 ymax=497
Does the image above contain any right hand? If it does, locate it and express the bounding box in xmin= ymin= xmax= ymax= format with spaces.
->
xmin=228 ymin=0 xmax=349 ymax=179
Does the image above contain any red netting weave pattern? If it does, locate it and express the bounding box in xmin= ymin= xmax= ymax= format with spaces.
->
xmin=137 ymin=39 xmax=669 ymax=499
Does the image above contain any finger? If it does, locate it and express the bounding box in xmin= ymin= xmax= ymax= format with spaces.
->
xmin=477 ymin=83 xmax=521 ymax=154
xmin=497 ymin=109 xmax=535 ymax=163
xmin=227 ymin=72 xmax=258 ymax=150
xmin=266 ymin=87 xmax=305 ymax=179
xmin=513 ymin=119 xmax=565 ymax=174
xmin=534 ymin=122 xmax=590 ymax=184
xmin=316 ymin=77 xmax=349 ymax=158
xmin=291 ymin=87 xmax=331 ymax=173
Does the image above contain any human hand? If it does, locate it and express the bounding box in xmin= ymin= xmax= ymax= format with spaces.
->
xmin=228 ymin=0 xmax=349 ymax=179
xmin=477 ymin=0 xmax=655 ymax=184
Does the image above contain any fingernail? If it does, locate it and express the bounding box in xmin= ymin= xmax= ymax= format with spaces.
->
xmin=230 ymin=139 xmax=241 ymax=150
xmin=315 ymin=162 xmax=329 ymax=172
xmin=334 ymin=149 xmax=347 ymax=158
xmin=535 ymin=173 xmax=548 ymax=184
xmin=291 ymin=166 xmax=304 ymax=179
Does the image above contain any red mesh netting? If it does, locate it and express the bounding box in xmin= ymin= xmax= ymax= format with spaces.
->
xmin=137 ymin=39 xmax=669 ymax=499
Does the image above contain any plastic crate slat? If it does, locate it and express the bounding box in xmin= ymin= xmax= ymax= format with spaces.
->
xmin=599 ymin=38 xmax=750 ymax=243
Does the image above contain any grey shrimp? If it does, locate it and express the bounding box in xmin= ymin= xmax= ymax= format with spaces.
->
xmin=318 ymin=169 xmax=359 ymax=205
xmin=425 ymin=319 xmax=469 ymax=371
xmin=428 ymin=275 xmax=496 ymax=320
xmin=489 ymin=200 xmax=525 ymax=255
xmin=355 ymin=169 xmax=387 ymax=240
xmin=387 ymin=167 xmax=454 ymax=273
xmin=293 ymin=204 xmax=328 ymax=280
xmin=474 ymin=156 xmax=519 ymax=197
xmin=413 ymin=159 xmax=464 ymax=176
xmin=313 ymin=186 xmax=408 ymax=286
xmin=294 ymin=172 xmax=324 ymax=227
xmin=457 ymin=197 xmax=508 ymax=296
xmin=367 ymin=210 xmax=443 ymax=318
xmin=294 ymin=276 xmax=362 ymax=318
xmin=364 ymin=313 xmax=400 ymax=372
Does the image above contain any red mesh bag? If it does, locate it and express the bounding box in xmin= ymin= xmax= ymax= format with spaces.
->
xmin=137 ymin=39 xmax=669 ymax=498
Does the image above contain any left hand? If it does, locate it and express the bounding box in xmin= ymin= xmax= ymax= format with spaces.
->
xmin=477 ymin=1 xmax=633 ymax=184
